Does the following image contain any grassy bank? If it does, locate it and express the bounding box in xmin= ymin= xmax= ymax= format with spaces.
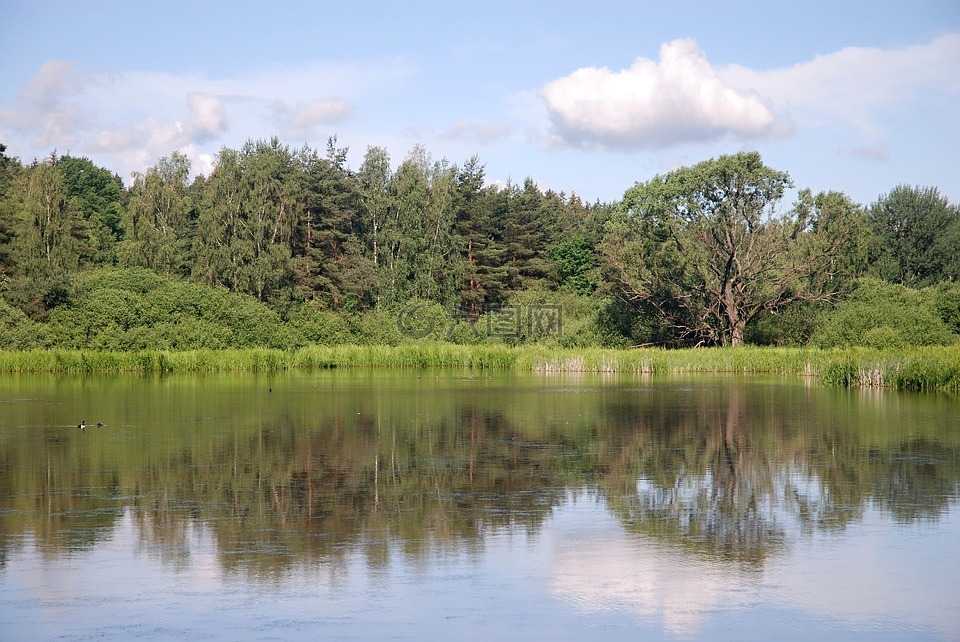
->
xmin=0 ymin=344 xmax=958 ymax=392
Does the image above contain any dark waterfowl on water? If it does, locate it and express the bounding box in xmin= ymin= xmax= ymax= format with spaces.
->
xmin=78 ymin=420 xmax=86 ymax=430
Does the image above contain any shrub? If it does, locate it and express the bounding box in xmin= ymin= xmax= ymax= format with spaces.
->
xmin=350 ymin=309 xmax=403 ymax=345
xmin=932 ymin=282 xmax=960 ymax=334
xmin=812 ymin=278 xmax=957 ymax=348
xmin=40 ymin=267 xmax=291 ymax=350
xmin=746 ymin=301 xmax=828 ymax=346
xmin=0 ymin=298 xmax=43 ymax=349
xmin=287 ymin=303 xmax=354 ymax=346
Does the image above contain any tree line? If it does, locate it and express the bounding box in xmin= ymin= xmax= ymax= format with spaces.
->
xmin=0 ymin=138 xmax=958 ymax=349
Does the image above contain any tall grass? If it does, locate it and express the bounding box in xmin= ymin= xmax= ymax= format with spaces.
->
xmin=0 ymin=344 xmax=957 ymax=391
xmin=515 ymin=345 xmax=821 ymax=375
xmin=817 ymin=345 xmax=960 ymax=391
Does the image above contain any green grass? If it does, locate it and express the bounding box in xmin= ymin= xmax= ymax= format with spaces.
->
xmin=0 ymin=344 xmax=957 ymax=391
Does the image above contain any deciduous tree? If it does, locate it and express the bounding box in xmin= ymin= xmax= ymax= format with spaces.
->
xmin=869 ymin=185 xmax=960 ymax=287
xmin=120 ymin=151 xmax=193 ymax=274
xmin=604 ymin=152 xmax=866 ymax=346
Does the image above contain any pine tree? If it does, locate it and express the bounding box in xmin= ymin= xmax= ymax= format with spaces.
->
xmin=295 ymin=138 xmax=374 ymax=310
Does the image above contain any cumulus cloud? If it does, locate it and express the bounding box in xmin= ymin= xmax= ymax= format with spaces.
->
xmin=0 ymin=59 xmax=94 ymax=149
xmin=187 ymin=92 xmax=228 ymax=140
xmin=540 ymin=33 xmax=960 ymax=152
xmin=539 ymin=39 xmax=781 ymax=150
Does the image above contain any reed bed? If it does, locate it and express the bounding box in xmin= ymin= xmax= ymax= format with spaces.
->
xmin=0 ymin=344 xmax=957 ymax=391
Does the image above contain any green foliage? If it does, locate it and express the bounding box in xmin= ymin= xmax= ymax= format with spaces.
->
xmin=494 ymin=288 xmax=608 ymax=348
xmin=13 ymin=157 xmax=90 ymax=280
xmin=192 ymin=139 xmax=300 ymax=306
xmin=550 ymin=236 xmax=598 ymax=295
xmin=869 ymin=185 xmax=960 ymax=287
xmin=812 ymin=278 xmax=957 ymax=349
xmin=500 ymin=178 xmax=561 ymax=291
xmin=1 ymin=141 xmax=956 ymax=359
xmin=370 ymin=146 xmax=463 ymax=308
xmin=294 ymin=138 xmax=374 ymax=310
xmin=0 ymin=298 xmax=44 ymax=348
xmin=287 ymin=302 xmax=354 ymax=346
xmin=593 ymin=298 xmax=646 ymax=348
xmin=608 ymin=156 xmax=872 ymax=348
xmin=931 ymin=282 xmax=960 ymax=334
xmin=745 ymin=301 xmax=829 ymax=347
xmin=119 ymin=151 xmax=193 ymax=275
xmin=0 ymin=145 xmax=21 ymax=277
xmin=58 ymin=155 xmax=124 ymax=265
xmin=349 ymin=309 xmax=404 ymax=346
xmin=2 ymin=261 xmax=76 ymax=323
xmin=42 ymin=267 xmax=288 ymax=350
xmin=393 ymin=299 xmax=459 ymax=342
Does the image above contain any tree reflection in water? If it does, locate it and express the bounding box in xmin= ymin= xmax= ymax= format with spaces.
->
xmin=0 ymin=373 xmax=957 ymax=580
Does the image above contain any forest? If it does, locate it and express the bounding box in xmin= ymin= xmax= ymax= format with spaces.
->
xmin=0 ymin=137 xmax=958 ymax=352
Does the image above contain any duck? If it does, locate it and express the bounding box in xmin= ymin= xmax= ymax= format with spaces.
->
xmin=78 ymin=420 xmax=86 ymax=430
xmin=97 ymin=422 xmax=104 ymax=427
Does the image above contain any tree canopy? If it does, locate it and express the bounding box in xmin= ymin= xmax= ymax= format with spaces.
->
xmin=869 ymin=185 xmax=960 ymax=287
xmin=604 ymin=152 xmax=870 ymax=346
xmin=0 ymin=140 xmax=955 ymax=350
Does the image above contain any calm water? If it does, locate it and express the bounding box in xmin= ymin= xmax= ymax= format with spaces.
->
xmin=0 ymin=369 xmax=958 ymax=641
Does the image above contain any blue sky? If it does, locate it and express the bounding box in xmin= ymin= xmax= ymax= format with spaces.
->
xmin=1 ymin=1 xmax=958 ymax=206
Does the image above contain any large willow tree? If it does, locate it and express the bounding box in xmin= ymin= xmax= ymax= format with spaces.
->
xmin=604 ymin=152 xmax=868 ymax=346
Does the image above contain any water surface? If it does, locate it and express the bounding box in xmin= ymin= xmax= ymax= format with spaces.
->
xmin=0 ymin=370 xmax=957 ymax=640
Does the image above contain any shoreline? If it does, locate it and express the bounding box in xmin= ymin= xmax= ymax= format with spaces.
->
xmin=0 ymin=344 xmax=957 ymax=392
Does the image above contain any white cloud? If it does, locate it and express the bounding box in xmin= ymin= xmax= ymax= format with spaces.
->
xmin=539 ymin=33 xmax=960 ymax=153
xmin=845 ymin=145 xmax=889 ymax=162
xmin=440 ymin=121 xmax=511 ymax=145
xmin=720 ymin=33 xmax=960 ymax=133
xmin=0 ymin=60 xmax=93 ymax=150
xmin=291 ymin=99 xmax=351 ymax=126
xmin=551 ymin=522 xmax=754 ymax=637
xmin=187 ymin=92 xmax=228 ymax=141
xmin=88 ymin=118 xmax=193 ymax=179
xmin=539 ymin=39 xmax=782 ymax=151
xmin=272 ymin=98 xmax=352 ymax=139
xmin=0 ymin=57 xmax=415 ymax=182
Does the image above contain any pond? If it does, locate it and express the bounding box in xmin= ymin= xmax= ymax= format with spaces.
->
xmin=0 ymin=369 xmax=958 ymax=640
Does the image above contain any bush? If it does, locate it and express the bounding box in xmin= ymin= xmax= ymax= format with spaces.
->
xmin=746 ymin=301 xmax=828 ymax=346
xmin=0 ymin=298 xmax=43 ymax=349
xmin=484 ymin=288 xmax=605 ymax=347
xmin=812 ymin=278 xmax=957 ymax=348
xmin=41 ymin=267 xmax=291 ymax=350
xmin=593 ymin=298 xmax=639 ymax=348
xmin=391 ymin=299 xmax=457 ymax=342
xmin=932 ymin=282 xmax=960 ymax=334
xmin=287 ymin=303 xmax=354 ymax=346
xmin=350 ymin=309 xmax=403 ymax=345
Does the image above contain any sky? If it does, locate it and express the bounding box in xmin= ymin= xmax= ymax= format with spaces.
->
xmin=1 ymin=1 xmax=958 ymax=206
